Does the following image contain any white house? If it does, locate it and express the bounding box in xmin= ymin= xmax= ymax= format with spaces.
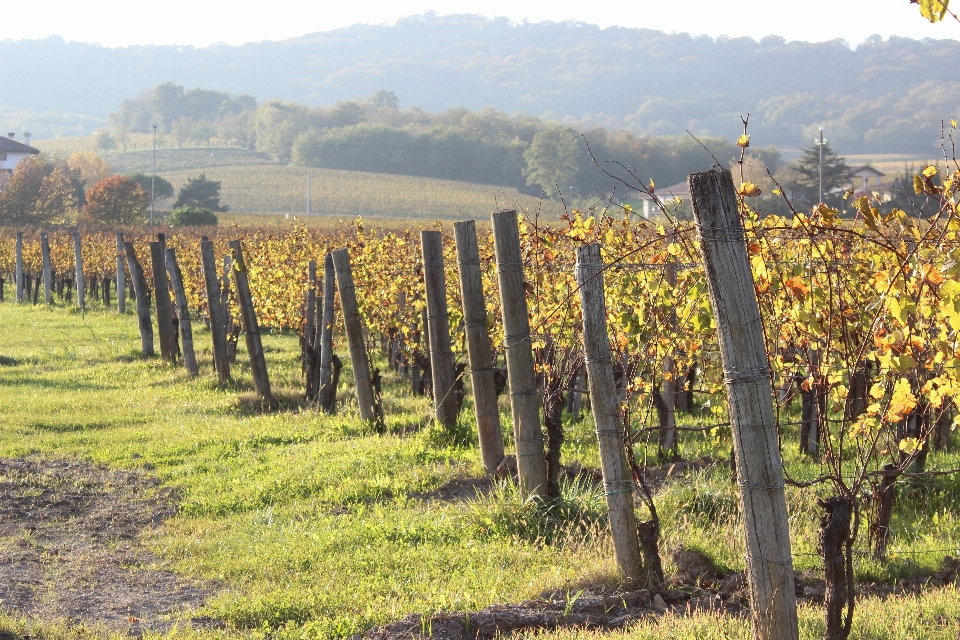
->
xmin=0 ymin=133 xmax=40 ymax=176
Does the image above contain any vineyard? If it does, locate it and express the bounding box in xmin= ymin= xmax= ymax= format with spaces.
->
xmin=1 ymin=151 xmax=960 ymax=639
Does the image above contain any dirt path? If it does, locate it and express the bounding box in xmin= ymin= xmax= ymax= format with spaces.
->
xmin=0 ymin=458 xmax=216 ymax=635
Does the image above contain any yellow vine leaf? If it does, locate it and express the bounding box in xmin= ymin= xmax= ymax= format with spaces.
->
xmin=917 ymin=0 xmax=950 ymax=23
xmin=922 ymin=165 xmax=939 ymax=179
xmin=914 ymin=174 xmax=925 ymax=195
xmin=926 ymin=266 xmax=945 ymax=286
xmin=738 ymin=182 xmax=762 ymax=197
xmin=784 ymin=275 xmax=809 ymax=299
xmin=736 ymin=134 xmax=751 ymax=148
xmin=855 ymin=196 xmax=880 ymax=232
xmin=887 ymin=378 xmax=917 ymax=423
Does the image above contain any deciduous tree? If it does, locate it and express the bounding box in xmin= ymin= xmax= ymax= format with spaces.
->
xmin=523 ymin=125 xmax=580 ymax=199
xmin=83 ymin=175 xmax=150 ymax=226
xmin=0 ymin=157 xmax=80 ymax=226
xmin=67 ymin=151 xmax=113 ymax=187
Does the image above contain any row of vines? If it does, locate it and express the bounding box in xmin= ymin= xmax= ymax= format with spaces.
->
xmin=0 ymin=147 xmax=959 ymax=637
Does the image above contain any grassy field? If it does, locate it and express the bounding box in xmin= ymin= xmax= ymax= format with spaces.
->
xmin=843 ymin=154 xmax=940 ymax=178
xmin=33 ymin=137 xmax=564 ymax=220
xmin=156 ymin=164 xmax=563 ymax=220
xmin=2 ymin=296 xmax=960 ymax=638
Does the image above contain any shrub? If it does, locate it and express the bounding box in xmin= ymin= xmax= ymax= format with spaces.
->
xmin=167 ymin=206 xmax=218 ymax=227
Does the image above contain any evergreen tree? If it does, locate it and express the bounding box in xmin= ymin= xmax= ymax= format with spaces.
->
xmin=127 ymin=172 xmax=174 ymax=200
xmin=173 ymin=174 xmax=228 ymax=212
xmin=784 ymin=142 xmax=849 ymax=210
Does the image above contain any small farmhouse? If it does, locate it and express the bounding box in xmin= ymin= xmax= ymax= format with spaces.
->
xmin=0 ymin=133 xmax=40 ymax=176
xmin=848 ymin=165 xmax=894 ymax=202
xmin=848 ymin=165 xmax=885 ymax=189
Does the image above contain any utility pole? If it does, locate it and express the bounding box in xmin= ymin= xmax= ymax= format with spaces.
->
xmin=815 ymin=127 xmax=828 ymax=205
xmin=151 ymin=123 xmax=158 ymax=226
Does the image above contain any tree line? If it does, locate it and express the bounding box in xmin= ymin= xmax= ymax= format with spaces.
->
xmin=0 ymin=151 xmax=227 ymax=227
xmin=6 ymin=19 xmax=959 ymax=154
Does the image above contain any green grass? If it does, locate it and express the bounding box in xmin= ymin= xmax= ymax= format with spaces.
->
xmin=0 ymin=302 xmax=609 ymax=637
xmin=2 ymin=300 xmax=960 ymax=638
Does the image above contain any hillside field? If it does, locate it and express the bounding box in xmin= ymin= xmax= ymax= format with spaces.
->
xmin=32 ymin=140 xmax=567 ymax=220
xmin=156 ymin=164 xmax=564 ymax=219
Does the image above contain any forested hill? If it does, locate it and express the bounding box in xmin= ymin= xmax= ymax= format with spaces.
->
xmin=1 ymin=14 xmax=958 ymax=153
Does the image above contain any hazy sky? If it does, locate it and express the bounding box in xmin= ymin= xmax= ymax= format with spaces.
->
xmin=0 ymin=0 xmax=955 ymax=47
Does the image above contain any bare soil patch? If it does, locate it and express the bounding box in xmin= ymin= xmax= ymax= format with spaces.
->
xmin=358 ymin=579 xmax=745 ymax=640
xmin=0 ymin=458 xmax=216 ymax=635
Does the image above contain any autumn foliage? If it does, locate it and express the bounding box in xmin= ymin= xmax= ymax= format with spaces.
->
xmin=82 ymin=175 xmax=150 ymax=226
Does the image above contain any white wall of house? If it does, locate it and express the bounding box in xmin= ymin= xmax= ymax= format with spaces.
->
xmin=0 ymin=151 xmax=36 ymax=172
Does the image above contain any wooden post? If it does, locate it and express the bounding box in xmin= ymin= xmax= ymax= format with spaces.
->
xmin=331 ymin=248 xmax=381 ymax=429
xmin=576 ymin=243 xmax=644 ymax=583
xmin=124 ymin=242 xmax=154 ymax=357
xmin=229 ymin=240 xmax=272 ymax=400
xmin=421 ymin=230 xmax=459 ymax=429
xmin=40 ymin=232 xmax=52 ymax=305
xmin=491 ymin=209 xmax=548 ymax=498
xmin=689 ymin=168 xmax=798 ymax=640
xmin=454 ymin=220 xmax=505 ymax=474
xmin=73 ymin=232 xmax=85 ymax=314
xmin=150 ymin=242 xmax=178 ymax=363
xmin=200 ymin=238 xmax=231 ymax=381
xmin=318 ymin=253 xmax=337 ymax=412
xmin=166 ymin=248 xmax=199 ymax=377
xmin=15 ymin=231 xmax=23 ymax=303
xmin=116 ymin=233 xmax=126 ymax=313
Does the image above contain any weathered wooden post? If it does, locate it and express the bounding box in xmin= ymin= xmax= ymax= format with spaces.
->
xmin=576 ymin=243 xmax=644 ymax=582
xmin=689 ymin=168 xmax=798 ymax=640
xmin=421 ymin=230 xmax=459 ymax=429
xmin=124 ymin=242 xmax=154 ymax=357
xmin=317 ymin=253 xmax=337 ymax=412
xmin=228 ymin=240 xmax=272 ymax=400
xmin=116 ymin=233 xmax=126 ymax=313
xmin=14 ymin=231 xmax=23 ymax=303
xmin=454 ymin=220 xmax=505 ymax=474
xmin=73 ymin=232 xmax=85 ymax=314
xmin=150 ymin=241 xmax=178 ymax=363
xmin=41 ymin=232 xmax=52 ymax=305
xmin=200 ymin=238 xmax=230 ymax=381
xmin=331 ymin=248 xmax=381 ymax=429
xmin=166 ymin=248 xmax=199 ymax=376
xmin=491 ymin=209 xmax=548 ymax=498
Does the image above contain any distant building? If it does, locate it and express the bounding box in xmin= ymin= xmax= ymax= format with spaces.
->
xmin=848 ymin=165 xmax=885 ymax=189
xmin=636 ymin=180 xmax=690 ymax=218
xmin=0 ymin=133 xmax=40 ymax=177
xmin=848 ymin=165 xmax=894 ymax=202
